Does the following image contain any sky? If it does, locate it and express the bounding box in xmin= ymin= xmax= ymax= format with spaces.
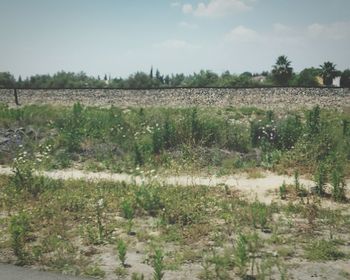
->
xmin=0 ymin=0 xmax=349 ymax=78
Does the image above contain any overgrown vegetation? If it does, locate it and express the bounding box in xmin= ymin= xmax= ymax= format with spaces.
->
xmin=1 ymin=103 xmax=349 ymax=177
xmin=0 ymin=173 xmax=349 ymax=279
xmin=0 ymin=103 xmax=349 ymax=279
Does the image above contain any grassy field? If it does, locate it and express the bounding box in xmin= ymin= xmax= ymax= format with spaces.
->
xmin=0 ymin=103 xmax=350 ymax=279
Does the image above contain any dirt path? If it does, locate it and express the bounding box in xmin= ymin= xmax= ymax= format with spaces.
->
xmin=0 ymin=166 xmax=323 ymax=203
xmin=0 ymin=263 xmax=92 ymax=280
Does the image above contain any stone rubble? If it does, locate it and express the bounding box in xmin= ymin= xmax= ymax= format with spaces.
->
xmin=0 ymin=88 xmax=349 ymax=110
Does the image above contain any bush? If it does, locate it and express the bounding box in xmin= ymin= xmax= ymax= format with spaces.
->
xmin=56 ymin=102 xmax=85 ymax=153
xmin=9 ymin=212 xmax=31 ymax=265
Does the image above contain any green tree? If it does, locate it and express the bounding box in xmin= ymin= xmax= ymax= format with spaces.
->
xmin=125 ymin=72 xmax=155 ymax=88
xmin=271 ymin=55 xmax=293 ymax=86
xmin=319 ymin=61 xmax=337 ymax=86
xmin=150 ymin=66 xmax=154 ymax=79
xmin=295 ymin=67 xmax=321 ymax=87
xmin=0 ymin=72 xmax=16 ymax=88
xmin=340 ymin=69 xmax=350 ymax=87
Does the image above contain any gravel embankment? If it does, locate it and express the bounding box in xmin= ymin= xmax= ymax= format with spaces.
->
xmin=1 ymin=88 xmax=349 ymax=110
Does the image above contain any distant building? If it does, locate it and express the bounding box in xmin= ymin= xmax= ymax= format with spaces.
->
xmin=332 ymin=76 xmax=341 ymax=87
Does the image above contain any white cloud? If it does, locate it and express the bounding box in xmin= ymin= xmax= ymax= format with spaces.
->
xmin=153 ymin=39 xmax=200 ymax=50
xmin=183 ymin=0 xmax=253 ymax=18
xmin=307 ymin=21 xmax=350 ymax=40
xmin=225 ymin=25 xmax=259 ymax=42
xmin=178 ymin=21 xmax=199 ymax=29
xmin=182 ymin=3 xmax=193 ymax=14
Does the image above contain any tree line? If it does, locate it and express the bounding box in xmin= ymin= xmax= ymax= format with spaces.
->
xmin=1 ymin=56 xmax=349 ymax=89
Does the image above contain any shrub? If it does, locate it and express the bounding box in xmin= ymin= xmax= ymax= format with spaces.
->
xmin=9 ymin=212 xmax=31 ymax=265
xmin=277 ymin=115 xmax=303 ymax=149
xmin=56 ymin=102 xmax=85 ymax=153
xmin=135 ymin=186 xmax=163 ymax=216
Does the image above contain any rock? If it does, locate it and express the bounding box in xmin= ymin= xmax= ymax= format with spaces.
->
xmin=0 ymin=137 xmax=10 ymax=145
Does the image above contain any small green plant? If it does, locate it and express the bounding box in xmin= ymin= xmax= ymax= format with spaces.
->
xmin=279 ymin=181 xmax=287 ymax=199
xmin=117 ymin=239 xmax=127 ymax=267
xmin=121 ymin=199 xmax=135 ymax=220
xmin=152 ymin=248 xmax=165 ymax=280
xmin=247 ymin=232 xmax=263 ymax=277
xmin=250 ymin=202 xmax=269 ymax=229
xmin=307 ymin=105 xmax=321 ymax=135
xmin=294 ymin=170 xmax=300 ymax=193
xmin=314 ymin=163 xmax=327 ymax=196
xmin=84 ymin=265 xmax=106 ymax=278
xmin=95 ymin=197 xmax=106 ymax=241
xmin=121 ymin=199 xmax=135 ymax=234
xmin=9 ymin=212 xmax=31 ymax=265
xmin=331 ymin=169 xmax=346 ymax=202
xmin=234 ymin=234 xmax=248 ymax=277
xmin=131 ymin=272 xmax=145 ymax=280
xmin=12 ymin=151 xmax=35 ymax=194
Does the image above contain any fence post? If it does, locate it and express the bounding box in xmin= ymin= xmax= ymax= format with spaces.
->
xmin=14 ymin=88 xmax=19 ymax=105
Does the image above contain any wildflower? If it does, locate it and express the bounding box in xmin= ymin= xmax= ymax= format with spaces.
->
xmin=97 ymin=198 xmax=104 ymax=207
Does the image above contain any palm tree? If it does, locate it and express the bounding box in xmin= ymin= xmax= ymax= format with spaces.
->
xmin=271 ymin=55 xmax=293 ymax=86
xmin=319 ymin=62 xmax=337 ymax=86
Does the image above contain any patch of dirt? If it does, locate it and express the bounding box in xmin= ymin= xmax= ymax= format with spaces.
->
xmin=1 ymin=166 xmax=349 ymax=205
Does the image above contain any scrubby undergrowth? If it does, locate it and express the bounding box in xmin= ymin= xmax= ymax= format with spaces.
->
xmin=0 ymin=103 xmax=350 ymax=279
xmin=1 ymin=103 xmax=349 ymax=178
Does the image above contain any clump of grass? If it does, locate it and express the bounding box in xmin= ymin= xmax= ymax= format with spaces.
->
xmin=84 ymin=265 xmax=106 ymax=278
xmin=305 ymin=239 xmax=345 ymax=261
xmin=279 ymin=181 xmax=287 ymax=200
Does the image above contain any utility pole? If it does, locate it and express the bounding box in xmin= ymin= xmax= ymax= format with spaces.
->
xmin=14 ymin=88 xmax=19 ymax=106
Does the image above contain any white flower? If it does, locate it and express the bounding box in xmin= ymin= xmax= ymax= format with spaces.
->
xmin=97 ymin=198 xmax=104 ymax=207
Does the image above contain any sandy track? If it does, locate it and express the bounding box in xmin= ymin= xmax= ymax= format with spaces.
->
xmin=0 ymin=166 xmax=323 ymax=203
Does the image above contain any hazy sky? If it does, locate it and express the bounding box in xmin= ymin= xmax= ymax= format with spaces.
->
xmin=1 ymin=0 xmax=349 ymax=78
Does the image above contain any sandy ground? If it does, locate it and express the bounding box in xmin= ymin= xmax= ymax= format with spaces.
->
xmin=0 ymin=263 xmax=92 ymax=280
xmin=1 ymin=166 xmax=350 ymax=279
xmin=0 ymin=165 xmax=323 ymax=204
